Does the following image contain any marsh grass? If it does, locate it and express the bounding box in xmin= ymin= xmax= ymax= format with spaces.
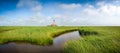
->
xmin=64 ymin=26 xmax=120 ymax=53
xmin=78 ymin=30 xmax=98 ymax=36
xmin=0 ymin=26 xmax=78 ymax=45
xmin=0 ymin=26 xmax=120 ymax=53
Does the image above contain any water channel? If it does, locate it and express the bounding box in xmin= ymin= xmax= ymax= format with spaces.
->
xmin=0 ymin=31 xmax=80 ymax=53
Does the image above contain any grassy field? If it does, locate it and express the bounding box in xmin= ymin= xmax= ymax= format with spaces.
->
xmin=0 ymin=26 xmax=120 ymax=53
xmin=64 ymin=26 xmax=120 ymax=53
xmin=0 ymin=26 xmax=78 ymax=45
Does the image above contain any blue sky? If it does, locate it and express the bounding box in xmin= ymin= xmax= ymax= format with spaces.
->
xmin=0 ymin=0 xmax=98 ymax=15
xmin=0 ymin=0 xmax=120 ymax=26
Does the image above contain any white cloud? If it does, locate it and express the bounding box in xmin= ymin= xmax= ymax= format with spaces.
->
xmin=59 ymin=3 xmax=81 ymax=10
xmin=31 ymin=5 xmax=42 ymax=12
xmin=1 ymin=15 xmax=52 ymax=26
xmin=5 ymin=0 xmax=45 ymax=26
xmin=53 ymin=2 xmax=120 ymax=26
xmin=1 ymin=1 xmax=120 ymax=26
xmin=17 ymin=0 xmax=42 ymax=12
xmin=17 ymin=0 xmax=24 ymax=8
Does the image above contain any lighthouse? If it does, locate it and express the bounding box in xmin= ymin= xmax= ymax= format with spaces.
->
xmin=51 ymin=20 xmax=57 ymax=26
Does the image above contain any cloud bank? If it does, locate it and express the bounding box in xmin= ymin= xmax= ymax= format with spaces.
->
xmin=0 ymin=0 xmax=120 ymax=26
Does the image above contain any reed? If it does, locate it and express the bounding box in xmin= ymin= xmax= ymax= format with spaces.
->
xmin=64 ymin=26 xmax=120 ymax=53
xmin=0 ymin=26 xmax=78 ymax=45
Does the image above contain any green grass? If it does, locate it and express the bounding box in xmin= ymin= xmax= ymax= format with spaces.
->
xmin=0 ymin=26 xmax=120 ymax=53
xmin=0 ymin=26 xmax=78 ymax=45
xmin=64 ymin=26 xmax=120 ymax=53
